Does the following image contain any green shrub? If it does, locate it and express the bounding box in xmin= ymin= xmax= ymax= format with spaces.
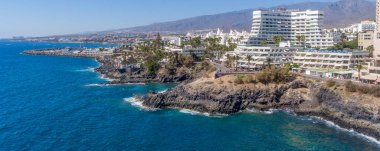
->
xmin=234 ymin=75 xmax=244 ymax=84
xmin=256 ymin=65 xmax=295 ymax=84
xmin=344 ymin=81 xmax=380 ymax=97
xmin=243 ymin=75 xmax=254 ymax=84
xmin=345 ymin=81 xmax=356 ymax=92
xmin=357 ymin=85 xmax=371 ymax=94
xmin=371 ymin=86 xmax=380 ymax=97
xmin=145 ymin=59 xmax=160 ymax=76
xmin=325 ymin=79 xmax=336 ymax=87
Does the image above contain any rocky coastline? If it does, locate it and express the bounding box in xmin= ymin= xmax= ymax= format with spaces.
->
xmin=23 ymin=49 xmax=102 ymax=58
xmin=94 ymin=55 xmax=193 ymax=84
xmin=23 ymin=49 xmax=193 ymax=84
xmin=142 ymin=76 xmax=380 ymax=141
xmin=23 ymin=49 xmax=380 ymax=141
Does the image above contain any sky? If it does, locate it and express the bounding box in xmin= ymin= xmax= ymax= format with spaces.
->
xmin=0 ymin=0 xmax=340 ymax=38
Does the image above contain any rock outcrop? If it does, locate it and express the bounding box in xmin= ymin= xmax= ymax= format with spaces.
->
xmin=95 ymin=55 xmax=193 ymax=84
xmin=143 ymin=77 xmax=380 ymax=140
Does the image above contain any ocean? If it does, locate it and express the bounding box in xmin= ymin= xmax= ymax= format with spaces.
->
xmin=0 ymin=40 xmax=379 ymax=151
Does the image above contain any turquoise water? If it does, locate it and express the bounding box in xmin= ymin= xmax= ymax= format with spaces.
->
xmin=0 ymin=40 xmax=379 ymax=151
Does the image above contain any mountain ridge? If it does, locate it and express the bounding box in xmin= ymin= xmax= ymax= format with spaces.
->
xmin=109 ymin=0 xmax=375 ymax=34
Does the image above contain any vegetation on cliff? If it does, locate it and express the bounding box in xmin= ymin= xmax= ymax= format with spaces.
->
xmin=344 ymin=81 xmax=380 ymax=97
xmin=142 ymin=73 xmax=380 ymax=140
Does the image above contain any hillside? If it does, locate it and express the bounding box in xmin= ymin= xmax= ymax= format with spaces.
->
xmin=114 ymin=0 xmax=375 ymax=33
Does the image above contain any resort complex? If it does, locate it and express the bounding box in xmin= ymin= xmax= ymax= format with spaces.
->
xmin=16 ymin=1 xmax=380 ymax=86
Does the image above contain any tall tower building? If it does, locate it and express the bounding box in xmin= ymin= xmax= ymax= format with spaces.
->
xmin=374 ymin=0 xmax=380 ymax=66
xmin=377 ymin=0 xmax=380 ymax=31
xmin=247 ymin=9 xmax=333 ymax=49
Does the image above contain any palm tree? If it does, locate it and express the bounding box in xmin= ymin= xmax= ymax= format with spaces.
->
xmin=296 ymin=35 xmax=301 ymax=45
xmin=266 ymin=57 xmax=272 ymax=68
xmin=226 ymin=54 xmax=233 ymax=68
xmin=260 ymin=40 xmax=268 ymax=46
xmin=272 ymin=35 xmax=284 ymax=47
xmin=356 ymin=63 xmax=364 ymax=81
xmin=366 ymin=45 xmax=374 ymax=58
xmin=296 ymin=35 xmax=306 ymax=47
xmin=246 ymin=55 xmax=252 ymax=70
xmin=300 ymin=35 xmax=306 ymax=48
xmin=234 ymin=55 xmax=240 ymax=71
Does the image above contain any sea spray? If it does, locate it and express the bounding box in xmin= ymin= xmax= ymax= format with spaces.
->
xmin=85 ymin=83 xmax=146 ymax=87
xmin=76 ymin=67 xmax=95 ymax=72
xmin=310 ymin=116 xmax=380 ymax=145
xmin=179 ymin=109 xmax=227 ymax=118
xmin=244 ymin=108 xmax=279 ymax=114
xmin=99 ymin=75 xmax=114 ymax=82
xmin=124 ymin=97 xmax=158 ymax=111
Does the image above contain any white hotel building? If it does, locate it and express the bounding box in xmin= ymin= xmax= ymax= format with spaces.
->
xmin=293 ymin=50 xmax=370 ymax=79
xmin=223 ymin=9 xmax=372 ymax=80
xmin=374 ymin=0 xmax=380 ymax=66
xmin=231 ymin=45 xmax=298 ymax=68
xmin=246 ymin=9 xmax=334 ymax=49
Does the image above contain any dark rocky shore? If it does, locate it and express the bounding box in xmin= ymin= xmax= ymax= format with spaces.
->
xmin=23 ymin=50 xmax=193 ymax=84
xmin=23 ymin=49 xmax=101 ymax=58
xmin=95 ymin=55 xmax=193 ymax=84
xmin=142 ymin=77 xmax=380 ymax=140
xmin=24 ymin=49 xmax=380 ymax=141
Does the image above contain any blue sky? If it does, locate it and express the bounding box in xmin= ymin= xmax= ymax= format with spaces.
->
xmin=0 ymin=0 xmax=339 ymax=38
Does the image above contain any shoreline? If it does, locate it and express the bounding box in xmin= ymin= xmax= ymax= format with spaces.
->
xmin=23 ymin=49 xmax=380 ymax=143
xmin=142 ymin=76 xmax=380 ymax=142
xmin=126 ymin=96 xmax=380 ymax=145
xmin=22 ymin=50 xmax=157 ymax=84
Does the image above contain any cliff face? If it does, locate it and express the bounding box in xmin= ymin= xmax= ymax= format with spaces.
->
xmin=142 ymin=77 xmax=380 ymax=140
xmin=95 ymin=55 xmax=193 ymax=84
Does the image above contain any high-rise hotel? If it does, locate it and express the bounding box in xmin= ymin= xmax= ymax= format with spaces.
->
xmin=375 ymin=0 xmax=380 ymax=66
xmin=244 ymin=9 xmax=334 ymax=49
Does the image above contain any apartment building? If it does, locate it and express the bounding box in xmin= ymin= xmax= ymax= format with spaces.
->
xmin=293 ymin=50 xmax=370 ymax=79
xmin=224 ymin=44 xmax=299 ymax=69
xmin=165 ymin=45 xmax=204 ymax=56
xmin=359 ymin=20 xmax=376 ymax=32
xmin=358 ymin=31 xmax=374 ymax=50
xmin=294 ymin=50 xmax=369 ymax=69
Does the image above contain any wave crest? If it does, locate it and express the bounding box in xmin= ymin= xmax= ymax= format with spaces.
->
xmin=311 ymin=116 xmax=380 ymax=145
xmin=179 ymin=109 xmax=226 ymax=118
xmin=76 ymin=67 xmax=95 ymax=72
xmin=124 ymin=97 xmax=157 ymax=111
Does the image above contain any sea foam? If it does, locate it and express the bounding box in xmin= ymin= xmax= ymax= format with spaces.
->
xmin=311 ymin=116 xmax=380 ymax=145
xmin=99 ymin=75 xmax=114 ymax=82
xmin=85 ymin=83 xmax=104 ymax=87
xmin=123 ymin=97 xmax=157 ymax=111
xmin=179 ymin=109 xmax=226 ymax=118
xmin=244 ymin=108 xmax=279 ymax=114
xmin=76 ymin=67 xmax=95 ymax=72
